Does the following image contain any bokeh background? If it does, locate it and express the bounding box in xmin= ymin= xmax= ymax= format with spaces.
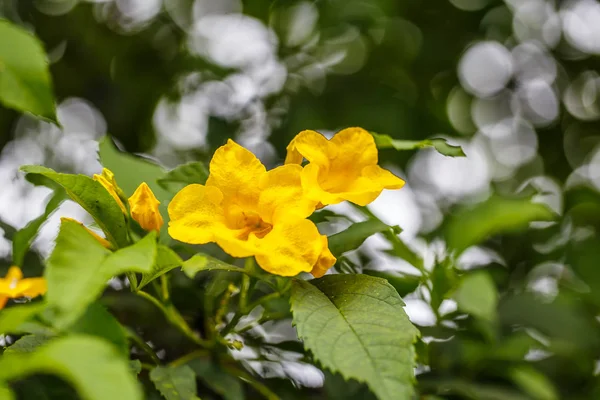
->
xmin=2 ymin=0 xmax=600 ymax=398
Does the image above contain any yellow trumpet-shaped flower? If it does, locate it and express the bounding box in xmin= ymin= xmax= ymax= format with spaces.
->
xmin=129 ymin=182 xmax=164 ymax=232
xmin=60 ymin=217 xmax=112 ymax=249
xmin=285 ymin=127 xmax=405 ymax=206
xmin=0 ymin=266 xmax=46 ymax=310
xmin=168 ymin=140 xmax=336 ymax=277
xmin=93 ymin=168 xmax=127 ymax=214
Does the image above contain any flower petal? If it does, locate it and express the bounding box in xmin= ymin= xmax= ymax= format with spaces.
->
xmin=6 ymin=266 xmax=22 ymax=281
xmin=285 ymin=130 xmax=337 ymax=166
xmin=0 ymin=296 xmax=7 ymax=310
xmin=253 ymin=218 xmax=323 ymax=276
xmin=329 ymin=127 xmax=378 ymax=169
xmin=258 ymin=164 xmax=318 ymax=223
xmin=129 ymin=182 xmax=164 ymax=232
xmin=206 ymin=139 xmax=266 ymax=212
xmin=300 ymin=164 xmax=346 ymax=205
xmin=310 ymin=235 xmax=336 ymax=278
xmin=168 ymin=184 xmax=226 ymax=244
xmin=18 ymin=278 xmax=47 ymax=298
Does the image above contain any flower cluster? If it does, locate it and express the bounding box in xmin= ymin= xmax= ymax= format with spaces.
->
xmin=168 ymin=127 xmax=405 ymax=277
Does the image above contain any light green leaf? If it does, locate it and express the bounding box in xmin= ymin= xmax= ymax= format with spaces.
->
xmin=12 ymin=190 xmax=66 ymax=266
xmin=21 ymin=165 xmax=129 ymax=247
xmin=0 ymin=20 xmax=56 ymax=121
xmin=187 ymin=359 xmax=244 ymax=400
xmin=0 ymin=302 xmax=47 ymax=334
xmin=381 ymin=230 xmax=424 ymax=270
xmin=130 ymin=360 xmax=142 ymax=375
xmin=0 ymin=383 xmax=15 ymax=400
xmin=149 ymin=365 xmax=201 ymax=400
xmin=454 ymin=272 xmax=497 ymax=321
xmin=138 ymin=245 xmax=183 ymax=289
xmin=509 ymin=366 xmax=558 ymax=400
xmin=371 ymin=132 xmax=465 ymax=157
xmin=4 ymin=333 xmax=53 ymax=354
xmin=328 ymin=219 xmax=399 ymax=257
xmin=68 ymin=302 xmax=128 ymax=356
xmin=181 ymin=253 xmax=238 ymax=279
xmin=46 ymin=219 xmax=156 ymax=327
xmin=157 ymin=162 xmax=209 ymax=193
xmin=0 ymin=335 xmax=142 ymax=400
xmin=444 ymin=195 xmax=557 ymax=255
xmin=291 ymin=274 xmax=419 ymax=400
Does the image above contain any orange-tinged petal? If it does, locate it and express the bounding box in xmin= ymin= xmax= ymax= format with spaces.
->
xmin=94 ymin=169 xmax=127 ymax=214
xmin=258 ymin=164 xmax=318 ymax=223
xmin=168 ymin=184 xmax=226 ymax=245
xmin=0 ymin=295 xmax=7 ymax=310
xmin=129 ymin=182 xmax=164 ymax=232
xmin=310 ymin=235 xmax=336 ymax=278
xmin=253 ymin=218 xmax=323 ymax=276
xmin=285 ymin=130 xmax=337 ymax=166
xmin=60 ymin=217 xmax=113 ymax=249
xmin=206 ymin=140 xmax=266 ymax=213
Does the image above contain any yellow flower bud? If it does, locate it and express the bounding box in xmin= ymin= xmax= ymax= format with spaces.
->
xmin=128 ymin=182 xmax=163 ymax=232
xmin=93 ymin=168 xmax=127 ymax=214
xmin=60 ymin=217 xmax=113 ymax=249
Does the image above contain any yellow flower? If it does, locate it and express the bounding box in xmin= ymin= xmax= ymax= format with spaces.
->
xmin=60 ymin=217 xmax=113 ymax=249
xmin=128 ymin=182 xmax=164 ymax=232
xmin=285 ymin=127 xmax=405 ymax=206
xmin=0 ymin=266 xmax=46 ymax=310
xmin=93 ymin=168 xmax=127 ymax=214
xmin=168 ymin=140 xmax=336 ymax=277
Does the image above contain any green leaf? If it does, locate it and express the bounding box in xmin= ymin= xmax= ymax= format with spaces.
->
xmin=371 ymin=132 xmax=465 ymax=157
xmin=508 ymin=366 xmax=558 ymax=400
xmin=138 ymin=245 xmax=183 ymax=289
xmin=181 ymin=253 xmax=238 ymax=279
xmin=20 ymin=165 xmax=129 ymax=248
xmin=4 ymin=333 xmax=53 ymax=354
xmin=291 ymin=274 xmax=419 ymax=400
xmin=0 ymin=20 xmax=56 ymax=121
xmin=130 ymin=360 xmax=142 ymax=375
xmin=12 ymin=190 xmax=66 ymax=266
xmin=363 ymin=270 xmax=420 ymax=297
xmin=0 ymin=335 xmax=142 ymax=400
xmin=328 ymin=219 xmax=399 ymax=257
xmin=454 ymin=272 xmax=497 ymax=321
xmin=0 ymin=383 xmax=15 ymax=400
xmin=157 ymin=162 xmax=209 ymax=193
xmin=149 ymin=365 xmax=201 ymax=400
xmin=444 ymin=195 xmax=556 ymax=255
xmin=46 ymin=219 xmax=157 ymax=327
xmin=187 ymin=359 xmax=244 ymax=400
xmin=68 ymin=302 xmax=128 ymax=356
xmin=0 ymin=302 xmax=47 ymax=334
xmin=381 ymin=230 xmax=424 ymax=270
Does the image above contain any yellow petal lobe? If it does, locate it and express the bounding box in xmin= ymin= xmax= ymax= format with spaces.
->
xmin=0 ymin=266 xmax=46 ymax=307
xmin=129 ymin=182 xmax=164 ymax=232
xmin=60 ymin=217 xmax=112 ymax=249
xmin=94 ymin=168 xmax=127 ymax=214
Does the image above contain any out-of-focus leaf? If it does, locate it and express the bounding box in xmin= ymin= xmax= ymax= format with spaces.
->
xmin=0 ymin=20 xmax=56 ymax=121
xmin=309 ymin=209 xmax=349 ymax=224
xmin=181 ymin=253 xmax=238 ymax=279
xmin=0 ymin=219 xmax=17 ymax=241
xmin=12 ymin=190 xmax=66 ymax=267
xmin=20 ymin=165 xmax=129 ymax=247
xmin=324 ymin=371 xmax=377 ymax=400
xmin=46 ymin=219 xmax=156 ymax=327
xmin=188 ymin=358 xmax=244 ymax=400
xmin=363 ymin=270 xmax=420 ymax=297
xmin=430 ymin=258 xmax=457 ymax=312
xmin=0 ymin=302 xmax=47 ymax=334
xmin=508 ymin=366 xmax=558 ymax=400
xmin=567 ymin=237 xmax=600 ymax=306
xmin=68 ymin=302 xmax=128 ymax=356
xmin=418 ymin=377 xmax=530 ymax=400
xmin=328 ymin=219 xmax=399 ymax=257
xmin=130 ymin=360 xmax=142 ymax=375
xmin=454 ymin=272 xmax=497 ymax=321
xmin=0 ymin=383 xmax=15 ymax=400
xmin=4 ymin=333 xmax=53 ymax=354
xmin=382 ymin=230 xmax=424 ymax=270
xmin=0 ymin=335 xmax=142 ymax=400
xmin=157 ymin=161 xmax=209 ymax=193
xmin=149 ymin=365 xmax=201 ymax=400
xmin=444 ymin=195 xmax=556 ymax=255
xmin=291 ymin=274 xmax=419 ymax=400
xmin=371 ymin=132 xmax=465 ymax=157
xmin=138 ymin=245 xmax=182 ymax=289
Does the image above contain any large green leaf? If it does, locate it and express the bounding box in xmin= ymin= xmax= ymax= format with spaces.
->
xmin=454 ymin=272 xmax=497 ymax=321
xmin=149 ymin=365 xmax=201 ymax=400
xmin=291 ymin=274 xmax=419 ymax=400
xmin=0 ymin=20 xmax=56 ymax=121
xmin=20 ymin=165 xmax=129 ymax=247
xmin=45 ymin=219 xmax=156 ymax=327
xmin=0 ymin=302 xmax=47 ymax=334
xmin=371 ymin=132 xmax=465 ymax=157
xmin=328 ymin=219 xmax=399 ymax=257
xmin=444 ymin=195 xmax=556 ymax=255
xmin=12 ymin=191 xmax=66 ymax=266
xmin=68 ymin=302 xmax=128 ymax=356
xmin=157 ymin=161 xmax=209 ymax=194
xmin=138 ymin=245 xmax=182 ymax=289
xmin=0 ymin=335 xmax=142 ymax=400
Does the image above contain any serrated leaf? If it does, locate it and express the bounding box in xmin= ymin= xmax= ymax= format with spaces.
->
xmin=138 ymin=245 xmax=183 ymax=289
xmin=13 ymin=190 xmax=66 ymax=266
xmin=149 ymin=365 xmax=201 ymax=400
xmin=157 ymin=162 xmax=209 ymax=193
xmin=68 ymin=302 xmax=128 ymax=356
xmin=0 ymin=302 xmax=47 ymax=334
xmin=291 ymin=274 xmax=419 ymax=400
xmin=328 ymin=219 xmax=399 ymax=257
xmin=0 ymin=20 xmax=56 ymax=121
xmin=0 ymin=335 xmax=142 ymax=400
xmin=181 ymin=253 xmax=238 ymax=279
xmin=46 ymin=219 xmax=156 ymax=327
xmin=371 ymin=132 xmax=465 ymax=157
xmin=20 ymin=165 xmax=129 ymax=248
xmin=4 ymin=333 xmax=53 ymax=354
xmin=454 ymin=272 xmax=497 ymax=321
xmin=187 ymin=359 xmax=244 ymax=400
xmin=444 ymin=195 xmax=557 ymax=255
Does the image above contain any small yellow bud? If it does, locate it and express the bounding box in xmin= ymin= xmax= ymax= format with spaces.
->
xmin=60 ymin=217 xmax=113 ymax=249
xmin=93 ymin=168 xmax=127 ymax=214
xmin=128 ymin=182 xmax=163 ymax=232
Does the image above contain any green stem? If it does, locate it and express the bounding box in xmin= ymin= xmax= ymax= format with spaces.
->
xmin=169 ymin=349 xmax=210 ymax=368
xmin=160 ymin=274 xmax=170 ymax=302
xmin=125 ymin=327 xmax=161 ymax=364
xmin=235 ymin=312 xmax=288 ymax=334
xmin=245 ymin=291 xmax=282 ymax=312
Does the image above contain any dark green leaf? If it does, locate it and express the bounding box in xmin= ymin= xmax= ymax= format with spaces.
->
xmin=291 ymin=274 xmax=419 ymax=400
xmin=188 ymin=358 xmax=244 ymax=400
xmin=157 ymin=161 xmax=209 ymax=193
xmin=363 ymin=270 xmax=420 ymax=297
xmin=0 ymin=20 xmax=56 ymax=121
xmin=138 ymin=245 xmax=183 ymax=289
xmin=68 ymin=302 xmax=128 ymax=356
xmin=328 ymin=219 xmax=399 ymax=257
xmin=4 ymin=333 xmax=53 ymax=354
xmin=371 ymin=132 xmax=465 ymax=157
xmin=454 ymin=272 xmax=497 ymax=321
xmin=149 ymin=365 xmax=201 ymax=400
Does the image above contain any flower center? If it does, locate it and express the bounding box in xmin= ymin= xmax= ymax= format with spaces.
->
xmin=237 ymin=213 xmax=272 ymax=240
